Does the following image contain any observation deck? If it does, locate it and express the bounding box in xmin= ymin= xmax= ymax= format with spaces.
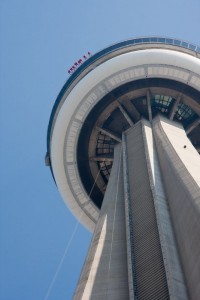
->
xmin=46 ymin=37 xmax=200 ymax=231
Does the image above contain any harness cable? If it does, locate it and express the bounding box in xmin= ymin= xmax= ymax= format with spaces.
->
xmin=44 ymin=167 xmax=102 ymax=300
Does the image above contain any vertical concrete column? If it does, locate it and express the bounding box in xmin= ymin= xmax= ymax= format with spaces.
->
xmin=143 ymin=119 xmax=188 ymax=300
xmin=123 ymin=121 xmax=169 ymax=300
xmin=153 ymin=115 xmax=200 ymax=300
xmin=73 ymin=145 xmax=129 ymax=300
xmin=122 ymin=133 xmax=136 ymax=299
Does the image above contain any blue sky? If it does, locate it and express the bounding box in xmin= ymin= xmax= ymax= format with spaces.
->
xmin=1 ymin=0 xmax=200 ymax=299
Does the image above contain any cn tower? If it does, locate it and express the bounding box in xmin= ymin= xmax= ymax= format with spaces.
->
xmin=46 ymin=37 xmax=200 ymax=300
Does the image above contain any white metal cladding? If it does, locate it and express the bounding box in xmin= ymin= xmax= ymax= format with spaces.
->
xmin=51 ymin=48 xmax=200 ymax=231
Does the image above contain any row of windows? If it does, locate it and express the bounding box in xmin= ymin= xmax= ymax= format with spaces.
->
xmin=129 ymin=37 xmax=200 ymax=53
xmin=96 ymin=133 xmax=114 ymax=182
xmin=152 ymin=95 xmax=174 ymax=113
xmin=176 ymin=103 xmax=195 ymax=121
xmin=151 ymin=95 xmax=196 ymax=124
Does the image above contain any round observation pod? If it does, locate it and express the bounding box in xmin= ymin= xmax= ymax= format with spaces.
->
xmin=46 ymin=37 xmax=200 ymax=232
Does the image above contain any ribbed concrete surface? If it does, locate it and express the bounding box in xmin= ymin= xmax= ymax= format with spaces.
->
xmin=73 ymin=117 xmax=196 ymax=300
xmin=153 ymin=115 xmax=200 ymax=300
xmin=143 ymin=120 xmax=188 ymax=300
xmin=73 ymin=145 xmax=129 ymax=300
xmin=124 ymin=122 xmax=169 ymax=299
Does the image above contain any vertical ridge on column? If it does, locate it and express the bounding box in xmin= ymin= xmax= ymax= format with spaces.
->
xmin=124 ymin=121 xmax=169 ymax=300
xmin=153 ymin=115 xmax=200 ymax=300
xmin=143 ymin=119 xmax=188 ymax=300
xmin=73 ymin=145 xmax=129 ymax=300
xmin=122 ymin=133 xmax=137 ymax=299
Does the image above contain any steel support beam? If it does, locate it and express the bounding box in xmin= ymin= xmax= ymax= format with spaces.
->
xmin=186 ymin=118 xmax=200 ymax=134
xmin=90 ymin=154 xmax=114 ymax=162
xmin=96 ymin=126 xmax=122 ymax=143
xmin=123 ymin=100 xmax=141 ymax=123
xmin=146 ymin=90 xmax=152 ymax=122
xmin=169 ymin=94 xmax=181 ymax=120
xmin=118 ymin=103 xmax=135 ymax=127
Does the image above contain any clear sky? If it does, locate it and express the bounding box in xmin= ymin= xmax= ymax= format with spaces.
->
xmin=0 ymin=0 xmax=200 ymax=299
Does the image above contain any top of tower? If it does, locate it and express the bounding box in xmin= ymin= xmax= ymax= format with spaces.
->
xmin=46 ymin=37 xmax=200 ymax=231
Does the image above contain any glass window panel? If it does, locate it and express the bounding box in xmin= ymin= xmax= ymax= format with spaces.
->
xmin=174 ymin=39 xmax=181 ymax=46
xmin=175 ymin=103 xmax=196 ymax=122
xmin=189 ymin=44 xmax=196 ymax=51
xmin=166 ymin=38 xmax=173 ymax=44
xmin=151 ymin=94 xmax=174 ymax=116
xmin=158 ymin=38 xmax=165 ymax=43
xmin=182 ymin=42 xmax=188 ymax=48
xmin=142 ymin=38 xmax=150 ymax=43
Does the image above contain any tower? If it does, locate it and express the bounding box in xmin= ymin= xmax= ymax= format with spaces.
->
xmin=46 ymin=37 xmax=200 ymax=299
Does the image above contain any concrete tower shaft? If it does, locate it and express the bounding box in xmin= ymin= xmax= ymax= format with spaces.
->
xmin=46 ymin=38 xmax=200 ymax=299
xmin=73 ymin=116 xmax=200 ymax=299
